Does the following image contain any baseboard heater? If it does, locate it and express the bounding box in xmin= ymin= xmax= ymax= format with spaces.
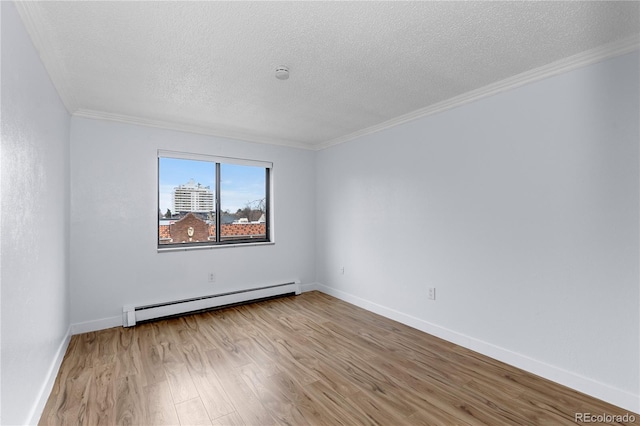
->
xmin=122 ymin=280 xmax=301 ymax=327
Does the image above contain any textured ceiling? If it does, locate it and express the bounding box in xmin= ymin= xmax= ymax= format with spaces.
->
xmin=15 ymin=1 xmax=640 ymax=149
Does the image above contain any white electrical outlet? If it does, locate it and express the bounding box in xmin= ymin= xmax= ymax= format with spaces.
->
xmin=340 ymin=266 xmax=345 ymax=275
xmin=428 ymin=287 xmax=436 ymax=300
xmin=208 ymin=272 xmax=216 ymax=283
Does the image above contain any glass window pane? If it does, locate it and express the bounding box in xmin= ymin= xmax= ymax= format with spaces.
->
xmin=220 ymin=163 xmax=267 ymax=241
xmin=158 ymin=158 xmax=216 ymax=244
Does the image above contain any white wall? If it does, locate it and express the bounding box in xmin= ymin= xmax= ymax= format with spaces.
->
xmin=316 ymin=52 xmax=640 ymax=412
xmin=69 ymin=118 xmax=316 ymax=328
xmin=1 ymin=0 xmax=636 ymax=418
xmin=1 ymin=2 xmax=71 ymax=424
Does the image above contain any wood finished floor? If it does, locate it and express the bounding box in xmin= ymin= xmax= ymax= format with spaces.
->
xmin=40 ymin=291 xmax=638 ymax=426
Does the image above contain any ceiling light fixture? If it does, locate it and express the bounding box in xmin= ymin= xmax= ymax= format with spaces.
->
xmin=275 ymin=66 xmax=289 ymax=80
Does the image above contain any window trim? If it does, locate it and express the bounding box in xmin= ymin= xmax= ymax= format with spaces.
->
xmin=157 ymin=150 xmax=272 ymax=251
xmin=158 ymin=150 xmax=273 ymax=169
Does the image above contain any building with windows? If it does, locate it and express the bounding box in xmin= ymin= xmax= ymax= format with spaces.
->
xmin=172 ymin=179 xmax=214 ymax=213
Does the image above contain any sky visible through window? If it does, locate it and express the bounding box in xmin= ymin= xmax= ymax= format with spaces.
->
xmin=159 ymin=158 xmax=266 ymax=214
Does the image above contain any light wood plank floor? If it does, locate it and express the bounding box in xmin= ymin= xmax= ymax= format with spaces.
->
xmin=40 ymin=291 xmax=638 ymax=425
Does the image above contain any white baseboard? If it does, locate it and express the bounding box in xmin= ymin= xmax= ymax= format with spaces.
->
xmin=71 ymin=282 xmax=318 ymax=334
xmin=300 ymin=282 xmax=318 ymax=293
xmin=315 ymin=283 xmax=640 ymax=415
xmin=70 ymin=315 xmax=121 ymax=335
xmin=27 ymin=327 xmax=72 ymax=425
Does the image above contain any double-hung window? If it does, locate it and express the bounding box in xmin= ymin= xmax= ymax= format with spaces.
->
xmin=158 ymin=150 xmax=271 ymax=249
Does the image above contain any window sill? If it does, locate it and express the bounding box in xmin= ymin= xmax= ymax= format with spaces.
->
xmin=157 ymin=241 xmax=274 ymax=253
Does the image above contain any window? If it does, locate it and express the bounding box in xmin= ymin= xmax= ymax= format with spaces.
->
xmin=158 ymin=150 xmax=271 ymax=249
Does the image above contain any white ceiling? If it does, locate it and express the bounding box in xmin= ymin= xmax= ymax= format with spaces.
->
xmin=15 ymin=1 xmax=640 ymax=150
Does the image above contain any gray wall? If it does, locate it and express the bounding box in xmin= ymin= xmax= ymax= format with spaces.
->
xmin=69 ymin=118 xmax=316 ymax=327
xmin=1 ymin=2 xmax=71 ymax=424
xmin=316 ymin=52 xmax=639 ymax=410
xmin=2 ymin=0 xmax=638 ymax=418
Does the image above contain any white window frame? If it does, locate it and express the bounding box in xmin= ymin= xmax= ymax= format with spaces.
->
xmin=157 ymin=150 xmax=273 ymax=252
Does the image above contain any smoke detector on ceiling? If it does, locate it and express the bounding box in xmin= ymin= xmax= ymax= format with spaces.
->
xmin=275 ymin=66 xmax=289 ymax=80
